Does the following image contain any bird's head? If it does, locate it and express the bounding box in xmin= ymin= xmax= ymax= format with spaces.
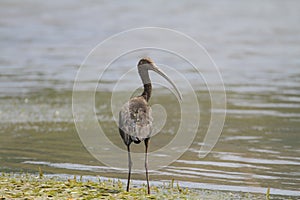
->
xmin=137 ymin=57 xmax=155 ymax=71
xmin=137 ymin=57 xmax=182 ymax=100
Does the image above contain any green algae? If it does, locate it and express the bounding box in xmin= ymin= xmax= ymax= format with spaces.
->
xmin=0 ymin=173 xmax=268 ymax=200
xmin=0 ymin=173 xmax=203 ymax=200
xmin=0 ymin=172 xmax=281 ymax=200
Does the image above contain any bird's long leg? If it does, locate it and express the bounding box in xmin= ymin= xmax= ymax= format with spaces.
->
xmin=144 ymin=138 xmax=150 ymax=194
xmin=127 ymin=144 xmax=132 ymax=192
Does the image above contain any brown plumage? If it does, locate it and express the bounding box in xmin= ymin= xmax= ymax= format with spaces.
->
xmin=119 ymin=96 xmax=152 ymax=145
xmin=118 ymin=57 xmax=181 ymax=194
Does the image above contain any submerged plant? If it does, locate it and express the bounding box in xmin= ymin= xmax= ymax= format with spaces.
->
xmin=266 ymin=187 xmax=270 ymax=200
xmin=38 ymin=167 xmax=43 ymax=179
xmin=0 ymin=173 xmax=268 ymax=199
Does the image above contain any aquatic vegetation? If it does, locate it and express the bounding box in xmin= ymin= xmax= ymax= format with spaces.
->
xmin=0 ymin=165 xmax=278 ymax=200
xmin=0 ymin=171 xmax=294 ymax=200
xmin=0 ymin=172 xmax=270 ymax=200
xmin=0 ymin=173 xmax=204 ymax=199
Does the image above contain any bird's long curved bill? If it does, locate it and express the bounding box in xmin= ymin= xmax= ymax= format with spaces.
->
xmin=152 ymin=66 xmax=182 ymax=100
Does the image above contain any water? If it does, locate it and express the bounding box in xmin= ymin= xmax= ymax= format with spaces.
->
xmin=1 ymin=0 xmax=300 ymax=198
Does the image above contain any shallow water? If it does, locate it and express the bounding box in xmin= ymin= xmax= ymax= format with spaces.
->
xmin=1 ymin=0 xmax=300 ymax=198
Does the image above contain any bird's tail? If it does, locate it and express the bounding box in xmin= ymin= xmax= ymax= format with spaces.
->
xmin=131 ymin=136 xmax=141 ymax=144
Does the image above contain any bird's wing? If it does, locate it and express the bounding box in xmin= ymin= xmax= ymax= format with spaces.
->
xmin=134 ymin=106 xmax=152 ymax=139
xmin=119 ymin=102 xmax=133 ymax=145
xmin=119 ymin=98 xmax=153 ymax=143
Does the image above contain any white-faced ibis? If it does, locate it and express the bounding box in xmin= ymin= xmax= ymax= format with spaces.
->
xmin=118 ymin=57 xmax=181 ymax=194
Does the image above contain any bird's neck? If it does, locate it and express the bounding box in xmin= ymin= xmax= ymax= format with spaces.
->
xmin=139 ymin=69 xmax=152 ymax=101
xmin=141 ymin=83 xmax=152 ymax=102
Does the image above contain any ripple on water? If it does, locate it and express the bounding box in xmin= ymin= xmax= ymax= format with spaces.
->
xmin=217 ymin=154 xmax=300 ymax=165
xmin=175 ymin=159 xmax=271 ymax=169
xmin=222 ymin=136 xmax=262 ymax=142
xmin=248 ymin=148 xmax=280 ymax=154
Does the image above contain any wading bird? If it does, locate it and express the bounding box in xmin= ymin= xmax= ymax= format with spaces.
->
xmin=118 ymin=57 xmax=181 ymax=194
